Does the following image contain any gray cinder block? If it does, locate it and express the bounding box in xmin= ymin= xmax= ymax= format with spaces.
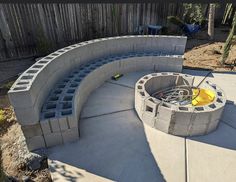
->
xmin=62 ymin=128 xmax=79 ymax=143
xmin=21 ymin=124 xmax=43 ymax=138
xmin=44 ymin=132 xmax=63 ymax=147
xmin=25 ymin=135 xmax=46 ymax=151
xmin=58 ymin=117 xmax=69 ymax=131
xmin=49 ymin=118 xmax=61 ymax=133
xmin=155 ymin=118 xmax=170 ymax=134
xmin=40 ymin=119 xmax=51 ymax=135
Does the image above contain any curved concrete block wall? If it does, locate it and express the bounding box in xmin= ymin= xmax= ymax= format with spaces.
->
xmin=8 ymin=35 xmax=187 ymax=151
xmin=135 ymin=73 xmax=226 ymax=136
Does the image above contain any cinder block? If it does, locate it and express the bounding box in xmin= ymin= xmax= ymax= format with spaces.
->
xmin=207 ymin=119 xmax=220 ymax=133
xmin=144 ymin=97 xmax=159 ymax=117
xmin=141 ymin=112 xmax=156 ymax=127
xmin=132 ymin=37 xmax=148 ymax=52
xmin=210 ymin=107 xmax=224 ymax=122
xmin=49 ymin=118 xmax=61 ymax=132
xmin=62 ymin=128 xmax=79 ymax=143
xmin=119 ymin=57 xmax=136 ymax=73
xmin=25 ymin=135 xmax=46 ymax=151
xmin=58 ymin=117 xmax=69 ymax=131
xmin=13 ymin=106 xmax=40 ymax=125
xmin=171 ymin=123 xmax=189 ymax=136
xmin=44 ymin=132 xmax=63 ymax=147
xmin=192 ymin=110 xmax=211 ymax=124
xmin=21 ymin=124 xmax=43 ymax=138
xmin=8 ymin=81 xmax=34 ymax=108
xmin=189 ymin=124 xmax=208 ymax=136
xmin=174 ymin=45 xmax=185 ymax=55
xmin=67 ymin=115 xmax=78 ymax=128
xmin=157 ymin=104 xmax=174 ymax=121
xmin=155 ymin=118 xmax=170 ymax=133
xmin=157 ymin=63 xmax=170 ymax=72
xmin=174 ymin=108 xmax=194 ymax=126
xmin=135 ymin=56 xmax=154 ymax=71
xmin=40 ymin=119 xmax=51 ymax=135
xmin=135 ymin=90 xmax=148 ymax=115
xmin=42 ymin=102 xmax=58 ymax=112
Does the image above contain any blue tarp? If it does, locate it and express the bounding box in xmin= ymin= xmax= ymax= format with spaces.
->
xmin=148 ymin=25 xmax=162 ymax=35
xmin=182 ymin=24 xmax=201 ymax=36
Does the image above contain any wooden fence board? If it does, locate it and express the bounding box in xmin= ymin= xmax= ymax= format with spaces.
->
xmin=0 ymin=3 xmax=222 ymax=61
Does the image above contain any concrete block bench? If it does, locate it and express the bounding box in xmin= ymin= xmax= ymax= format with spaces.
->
xmin=8 ymin=35 xmax=187 ymax=151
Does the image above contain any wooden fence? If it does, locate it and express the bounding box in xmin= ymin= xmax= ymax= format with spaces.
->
xmin=0 ymin=3 xmax=222 ymax=61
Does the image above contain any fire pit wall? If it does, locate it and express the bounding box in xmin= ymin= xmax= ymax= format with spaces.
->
xmin=135 ymin=72 xmax=226 ymax=136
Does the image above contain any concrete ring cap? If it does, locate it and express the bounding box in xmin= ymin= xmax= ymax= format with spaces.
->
xmin=135 ymin=72 xmax=226 ymax=136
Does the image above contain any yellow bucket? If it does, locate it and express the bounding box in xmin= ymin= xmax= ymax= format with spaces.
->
xmin=192 ymin=88 xmax=215 ymax=106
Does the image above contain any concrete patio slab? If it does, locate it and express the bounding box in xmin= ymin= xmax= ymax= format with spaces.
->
xmin=143 ymin=125 xmax=186 ymax=182
xmin=48 ymin=110 xmax=168 ymax=181
xmin=48 ymin=69 xmax=236 ymax=182
xmin=108 ymin=71 xmax=150 ymax=89
xmin=187 ymin=123 xmax=236 ymax=182
xmin=80 ymin=82 xmax=135 ymax=118
xmin=221 ymin=103 xmax=236 ymax=128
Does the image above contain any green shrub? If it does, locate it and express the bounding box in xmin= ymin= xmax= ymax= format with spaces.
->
xmin=167 ymin=16 xmax=185 ymax=27
xmin=183 ymin=3 xmax=207 ymax=25
xmin=0 ymin=110 xmax=5 ymax=123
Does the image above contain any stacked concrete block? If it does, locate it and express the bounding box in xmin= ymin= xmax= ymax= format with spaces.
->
xmin=135 ymin=79 xmax=149 ymax=119
xmin=40 ymin=115 xmax=79 ymax=147
xmin=135 ymin=72 xmax=226 ymax=136
xmin=156 ymin=103 xmax=175 ymax=134
xmin=8 ymin=36 xmax=188 ymax=151
xmin=142 ymin=97 xmax=161 ymax=127
xmin=21 ymin=124 xmax=45 ymax=151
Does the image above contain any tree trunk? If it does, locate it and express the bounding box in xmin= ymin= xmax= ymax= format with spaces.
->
xmin=208 ymin=4 xmax=215 ymax=40
xmin=221 ymin=11 xmax=236 ymax=64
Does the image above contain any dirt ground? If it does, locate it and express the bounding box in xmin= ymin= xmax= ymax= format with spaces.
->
xmin=0 ymin=103 xmax=51 ymax=181
xmin=184 ymin=26 xmax=236 ymax=71
xmin=184 ymin=42 xmax=236 ymax=71
xmin=0 ymin=26 xmax=235 ymax=181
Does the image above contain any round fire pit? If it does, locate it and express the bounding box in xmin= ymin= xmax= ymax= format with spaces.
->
xmin=135 ymin=72 xmax=226 ymax=136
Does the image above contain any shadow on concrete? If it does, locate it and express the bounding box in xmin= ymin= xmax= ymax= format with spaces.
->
xmin=48 ymin=86 xmax=166 ymax=182
xmin=187 ymin=101 xmax=236 ymax=151
xmin=183 ymin=69 xmax=214 ymax=78
xmin=49 ymin=160 xmax=84 ymax=182
xmin=47 ymin=72 xmax=166 ymax=181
